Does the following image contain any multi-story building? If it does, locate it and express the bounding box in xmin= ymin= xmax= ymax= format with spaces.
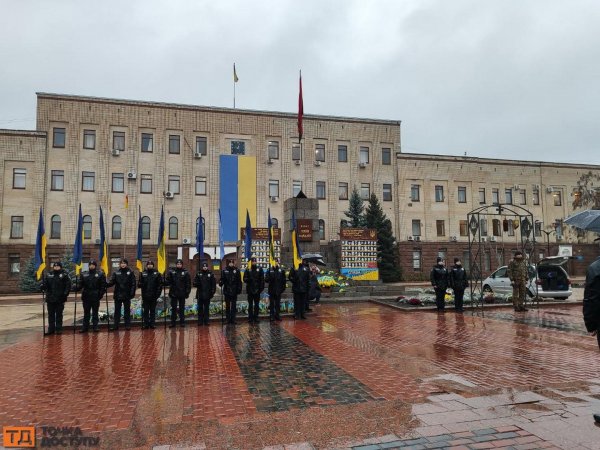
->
xmin=0 ymin=92 xmax=598 ymax=293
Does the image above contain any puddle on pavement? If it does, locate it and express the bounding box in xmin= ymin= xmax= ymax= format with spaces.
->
xmin=513 ymin=401 xmax=550 ymax=411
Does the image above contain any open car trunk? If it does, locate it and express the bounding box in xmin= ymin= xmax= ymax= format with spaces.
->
xmin=537 ymin=256 xmax=570 ymax=291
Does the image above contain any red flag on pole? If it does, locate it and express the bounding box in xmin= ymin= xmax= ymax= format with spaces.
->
xmin=298 ymin=70 xmax=303 ymax=144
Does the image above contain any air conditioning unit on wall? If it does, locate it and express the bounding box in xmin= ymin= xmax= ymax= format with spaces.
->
xmin=127 ymin=171 xmax=136 ymax=179
xmin=111 ymin=149 xmax=120 ymax=156
xmin=358 ymin=162 xmax=367 ymax=168
xmin=182 ymin=238 xmax=192 ymax=244
xmin=546 ymin=186 xmax=555 ymax=193
xmin=414 ymin=236 xmax=421 ymax=242
xmin=270 ymin=196 xmax=279 ymax=202
xmin=407 ymin=236 xmax=414 ymax=241
xmin=314 ymin=161 xmax=321 ymax=167
xmin=164 ymin=191 xmax=174 ymax=199
xmin=489 ymin=236 xmax=497 ymax=242
xmin=194 ymin=152 xmax=202 ymax=159
xmin=450 ymin=236 xmax=457 ymax=242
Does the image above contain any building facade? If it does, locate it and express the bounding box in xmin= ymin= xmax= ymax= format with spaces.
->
xmin=0 ymin=93 xmax=598 ymax=293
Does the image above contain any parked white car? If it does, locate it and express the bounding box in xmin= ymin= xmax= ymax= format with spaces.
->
xmin=482 ymin=256 xmax=572 ymax=300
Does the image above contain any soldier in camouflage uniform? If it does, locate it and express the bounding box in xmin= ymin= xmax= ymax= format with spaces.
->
xmin=507 ymin=251 xmax=529 ymax=312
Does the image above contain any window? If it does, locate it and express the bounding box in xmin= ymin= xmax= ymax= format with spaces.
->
xmin=168 ymin=175 xmax=180 ymax=194
xmin=169 ymin=135 xmax=180 ymax=154
xmin=359 ymin=146 xmax=369 ymax=164
xmin=13 ymin=168 xmax=26 ymax=189
xmin=507 ymin=219 xmax=515 ymax=236
xmin=519 ymin=189 xmax=527 ymax=205
xmin=269 ymin=180 xmax=279 ymax=198
xmin=505 ymin=189 xmax=513 ymax=204
xmin=292 ymin=180 xmax=302 ymax=197
xmin=458 ymin=186 xmax=467 ymax=203
xmin=315 ymin=144 xmax=325 ymax=162
xmin=410 ymin=184 xmax=420 ymax=202
xmin=412 ymin=250 xmax=422 ymax=271
xmin=438 ymin=249 xmax=447 ymax=260
xmin=382 ymin=148 xmax=391 ymax=165
xmin=533 ymin=188 xmax=540 ymax=205
xmin=50 ymin=215 xmax=61 ymax=239
xmin=360 ymin=183 xmax=370 ymax=200
xmin=195 ymin=176 xmax=206 ymax=195
xmin=534 ymin=221 xmax=542 ymax=237
xmin=492 ymin=188 xmax=499 ymax=204
xmin=492 ymin=219 xmax=501 ymax=236
xmin=555 ymin=220 xmax=563 ymax=237
xmin=83 ymin=129 xmax=95 ymax=149
xmin=337 ymin=145 xmax=348 ymax=162
xmin=53 ymin=128 xmax=65 ymax=148
xmin=82 ymin=171 xmax=95 ymax=192
xmin=479 ymin=188 xmax=486 ymax=204
xmin=316 ymin=181 xmax=326 ymax=199
xmin=51 ymin=170 xmax=64 ymax=191
xmin=141 ymin=133 xmax=153 ymax=152
xmin=141 ymin=216 xmax=151 ymax=240
xmin=383 ymin=184 xmax=392 ymax=201
xmin=113 ymin=131 xmax=125 ymax=151
xmin=292 ymin=144 xmax=302 ymax=161
xmin=480 ymin=219 xmax=488 ymax=236
xmin=318 ymin=219 xmax=325 ymax=240
xmin=435 ymin=185 xmax=444 ymax=202
xmin=459 ymin=220 xmax=468 ymax=237
xmin=10 ymin=217 xmax=23 ymax=238
xmin=140 ymin=174 xmax=152 ymax=193
xmin=83 ymin=215 xmax=92 ymax=240
xmin=484 ymin=251 xmax=491 ymax=272
xmin=169 ymin=217 xmax=178 ymax=239
xmin=412 ymin=219 xmax=421 ymax=236
xmin=436 ymin=220 xmax=445 ymax=237
xmin=112 ymin=173 xmax=124 ymax=193
xmin=268 ymin=141 xmax=279 ymax=159
xmin=195 ymin=136 xmax=207 ymax=155
xmin=339 ymin=182 xmax=349 ymax=200
xmin=553 ymin=191 xmax=562 ymax=206
xmin=112 ymin=216 xmax=122 ymax=239
xmin=9 ymin=254 xmax=20 ymax=275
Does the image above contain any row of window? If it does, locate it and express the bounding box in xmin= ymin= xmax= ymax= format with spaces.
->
xmin=275 ymin=181 xmax=393 ymax=201
xmin=53 ymin=127 xmax=394 ymax=164
xmin=410 ymin=185 xmax=561 ymax=207
xmin=410 ymin=219 xmax=554 ymax=238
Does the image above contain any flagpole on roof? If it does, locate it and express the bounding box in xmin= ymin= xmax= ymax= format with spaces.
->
xmin=233 ymin=63 xmax=239 ymax=109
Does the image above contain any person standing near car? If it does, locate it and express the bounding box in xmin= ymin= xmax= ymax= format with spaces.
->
xmin=449 ymin=258 xmax=468 ymax=312
xmin=430 ymin=257 xmax=449 ymax=312
xmin=507 ymin=251 xmax=529 ymax=312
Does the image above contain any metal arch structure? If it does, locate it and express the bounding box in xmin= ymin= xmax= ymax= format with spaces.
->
xmin=467 ymin=204 xmax=537 ymax=310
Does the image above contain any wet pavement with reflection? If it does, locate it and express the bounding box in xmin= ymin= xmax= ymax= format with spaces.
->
xmin=0 ymin=303 xmax=597 ymax=449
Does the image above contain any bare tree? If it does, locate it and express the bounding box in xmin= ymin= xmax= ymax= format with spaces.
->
xmin=572 ymin=171 xmax=600 ymax=210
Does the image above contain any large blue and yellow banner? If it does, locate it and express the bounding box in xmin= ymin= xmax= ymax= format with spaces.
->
xmin=219 ymin=155 xmax=256 ymax=241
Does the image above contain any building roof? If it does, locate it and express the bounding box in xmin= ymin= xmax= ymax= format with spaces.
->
xmin=0 ymin=129 xmax=46 ymax=137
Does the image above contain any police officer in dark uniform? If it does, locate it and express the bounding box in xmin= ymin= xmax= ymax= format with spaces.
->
xmin=107 ymin=258 xmax=137 ymax=330
xmin=430 ymin=257 xmax=449 ymax=312
xmin=194 ymin=261 xmax=216 ymax=326
xmin=41 ymin=261 xmax=72 ymax=335
xmin=243 ymin=257 xmax=265 ymax=323
xmin=219 ymin=259 xmax=242 ymax=324
xmin=266 ymin=258 xmax=286 ymax=321
xmin=74 ymin=260 xmax=106 ymax=332
xmin=138 ymin=260 xmax=162 ymax=329
xmin=165 ymin=259 xmax=191 ymax=327
xmin=449 ymin=257 xmax=468 ymax=313
xmin=289 ymin=259 xmax=310 ymax=319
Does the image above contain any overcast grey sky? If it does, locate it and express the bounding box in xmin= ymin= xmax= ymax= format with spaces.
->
xmin=1 ymin=0 xmax=599 ymax=164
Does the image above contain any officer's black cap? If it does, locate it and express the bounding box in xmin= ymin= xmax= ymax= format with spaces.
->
xmin=201 ymin=262 xmax=208 ymax=268
xmin=88 ymin=260 xmax=97 ymax=266
xmin=53 ymin=261 xmax=63 ymax=268
xmin=120 ymin=258 xmax=128 ymax=264
xmin=176 ymin=258 xmax=184 ymax=264
xmin=146 ymin=260 xmax=155 ymax=266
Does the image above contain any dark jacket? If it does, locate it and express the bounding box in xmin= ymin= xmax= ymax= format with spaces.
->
xmin=138 ymin=269 xmax=162 ymax=300
xmin=194 ymin=270 xmax=217 ymax=300
xmin=75 ymin=269 xmax=107 ymax=302
xmin=166 ymin=267 xmax=192 ymax=299
xmin=309 ymin=272 xmax=322 ymax=300
xmin=219 ymin=266 xmax=242 ymax=297
xmin=449 ymin=265 xmax=468 ymax=291
xmin=289 ymin=264 xmax=311 ymax=295
xmin=266 ymin=266 xmax=287 ymax=297
xmin=430 ymin=264 xmax=449 ymax=290
xmin=41 ymin=269 xmax=72 ymax=303
xmin=243 ymin=265 xmax=265 ymax=295
xmin=107 ymin=268 xmax=137 ymax=301
xmin=583 ymin=257 xmax=600 ymax=332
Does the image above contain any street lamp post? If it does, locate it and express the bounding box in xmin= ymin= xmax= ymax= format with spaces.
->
xmin=535 ymin=221 xmax=554 ymax=254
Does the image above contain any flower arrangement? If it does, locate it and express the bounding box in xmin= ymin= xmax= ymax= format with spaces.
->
xmin=408 ymin=298 xmax=422 ymax=306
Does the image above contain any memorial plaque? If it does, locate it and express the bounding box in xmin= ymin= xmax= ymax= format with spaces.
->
xmin=297 ymin=219 xmax=313 ymax=241
xmin=339 ymin=228 xmax=379 ymax=281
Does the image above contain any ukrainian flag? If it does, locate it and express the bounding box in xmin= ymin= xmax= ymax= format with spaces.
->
xmin=72 ymin=204 xmax=83 ymax=275
xmin=157 ymin=206 xmax=166 ymax=274
xmin=291 ymin=211 xmax=302 ymax=269
xmin=99 ymin=206 xmax=109 ymax=274
xmin=34 ymin=208 xmax=47 ymax=280
xmin=136 ymin=206 xmax=143 ymax=272
xmin=219 ymin=155 xmax=256 ymax=241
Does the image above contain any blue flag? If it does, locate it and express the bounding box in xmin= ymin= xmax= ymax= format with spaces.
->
xmin=99 ymin=206 xmax=109 ymax=274
xmin=196 ymin=208 xmax=204 ymax=263
xmin=72 ymin=204 xmax=83 ymax=275
xmin=218 ymin=209 xmax=225 ymax=260
xmin=245 ymin=209 xmax=252 ymax=268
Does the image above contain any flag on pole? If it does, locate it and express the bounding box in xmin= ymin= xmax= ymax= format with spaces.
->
xmin=298 ymin=70 xmax=303 ymax=143
xmin=99 ymin=206 xmax=109 ymax=274
xmin=291 ymin=210 xmax=302 ymax=269
xmin=72 ymin=204 xmax=83 ymax=275
xmin=136 ymin=206 xmax=143 ymax=272
xmin=125 ymin=194 xmax=129 ymax=210
xmin=267 ymin=208 xmax=276 ymax=267
xmin=157 ymin=206 xmax=166 ymax=274
xmin=233 ymin=63 xmax=239 ymax=83
xmin=196 ymin=208 xmax=204 ymax=263
xmin=218 ymin=209 xmax=225 ymax=260
xmin=34 ymin=208 xmax=47 ymax=280
xmin=245 ymin=209 xmax=252 ymax=269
